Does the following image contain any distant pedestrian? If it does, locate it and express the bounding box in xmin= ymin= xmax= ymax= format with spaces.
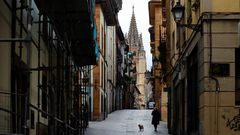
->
xmin=151 ymin=107 xmax=160 ymax=131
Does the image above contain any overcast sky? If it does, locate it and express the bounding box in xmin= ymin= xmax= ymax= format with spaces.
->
xmin=118 ymin=0 xmax=152 ymax=71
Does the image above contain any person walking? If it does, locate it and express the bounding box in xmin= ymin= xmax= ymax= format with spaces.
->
xmin=151 ymin=107 xmax=160 ymax=131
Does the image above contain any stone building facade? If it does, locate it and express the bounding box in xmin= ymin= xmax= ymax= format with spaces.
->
xmin=167 ymin=0 xmax=240 ymax=134
xmin=148 ymin=0 xmax=168 ymax=122
xmin=93 ymin=0 xmax=123 ymax=121
xmin=125 ymin=7 xmax=147 ymax=109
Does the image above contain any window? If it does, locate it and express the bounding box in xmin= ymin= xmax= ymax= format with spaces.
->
xmin=31 ymin=110 xmax=35 ymax=129
xmin=42 ymin=71 xmax=48 ymax=117
xmin=101 ymin=61 xmax=104 ymax=88
xmin=235 ymin=48 xmax=240 ymax=105
xmin=42 ymin=15 xmax=51 ymax=44
xmin=211 ymin=63 xmax=230 ymax=77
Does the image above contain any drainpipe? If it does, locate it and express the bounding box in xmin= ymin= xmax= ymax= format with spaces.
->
xmin=10 ymin=0 xmax=17 ymax=133
xmin=24 ymin=1 xmax=32 ymax=135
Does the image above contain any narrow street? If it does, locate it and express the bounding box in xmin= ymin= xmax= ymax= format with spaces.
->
xmin=85 ymin=110 xmax=169 ymax=135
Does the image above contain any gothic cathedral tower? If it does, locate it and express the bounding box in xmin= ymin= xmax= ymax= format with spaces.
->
xmin=126 ymin=6 xmax=147 ymax=109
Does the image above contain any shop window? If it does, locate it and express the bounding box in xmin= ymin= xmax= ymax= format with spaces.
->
xmin=31 ymin=110 xmax=35 ymax=129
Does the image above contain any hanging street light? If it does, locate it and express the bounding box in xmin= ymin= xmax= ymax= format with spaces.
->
xmin=171 ymin=2 xmax=185 ymax=23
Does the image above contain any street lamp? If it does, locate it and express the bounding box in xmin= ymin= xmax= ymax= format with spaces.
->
xmin=172 ymin=2 xmax=201 ymax=31
xmin=171 ymin=2 xmax=185 ymax=23
xmin=171 ymin=2 xmax=201 ymax=55
xmin=171 ymin=2 xmax=185 ymax=54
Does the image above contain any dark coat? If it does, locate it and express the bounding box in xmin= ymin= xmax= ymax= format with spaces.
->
xmin=151 ymin=109 xmax=160 ymax=125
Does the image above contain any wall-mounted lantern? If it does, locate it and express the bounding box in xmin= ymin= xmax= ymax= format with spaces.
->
xmin=171 ymin=2 xmax=185 ymax=23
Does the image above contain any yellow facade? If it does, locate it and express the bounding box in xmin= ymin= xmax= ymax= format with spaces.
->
xmin=167 ymin=0 xmax=240 ymax=134
xmin=148 ymin=0 xmax=168 ymax=122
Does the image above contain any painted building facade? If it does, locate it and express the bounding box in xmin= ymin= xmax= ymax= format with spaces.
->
xmin=167 ymin=0 xmax=240 ymax=134
xmin=93 ymin=0 xmax=123 ymax=120
xmin=148 ymin=0 xmax=168 ymax=122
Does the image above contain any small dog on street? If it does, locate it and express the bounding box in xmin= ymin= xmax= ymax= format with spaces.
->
xmin=138 ymin=124 xmax=144 ymax=131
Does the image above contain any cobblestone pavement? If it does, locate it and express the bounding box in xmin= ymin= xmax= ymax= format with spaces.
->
xmin=84 ymin=109 xmax=169 ymax=135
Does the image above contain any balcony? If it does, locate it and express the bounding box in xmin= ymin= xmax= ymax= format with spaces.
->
xmin=162 ymin=7 xmax=167 ymax=26
xmin=151 ymin=48 xmax=155 ymax=54
xmin=148 ymin=0 xmax=161 ymax=25
xmin=111 ymin=0 xmax=123 ymax=13
xmin=96 ymin=0 xmax=122 ymax=26
xmin=150 ymin=42 xmax=155 ymax=48
xmin=35 ymin=0 xmax=98 ymax=66
xmin=160 ymin=26 xmax=166 ymax=43
xmin=35 ymin=0 xmax=92 ymax=40
xmin=148 ymin=26 xmax=155 ymax=42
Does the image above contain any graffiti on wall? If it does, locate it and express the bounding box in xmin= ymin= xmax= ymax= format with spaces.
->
xmin=222 ymin=109 xmax=240 ymax=131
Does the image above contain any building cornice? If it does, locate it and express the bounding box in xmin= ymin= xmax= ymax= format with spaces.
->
xmin=148 ymin=0 xmax=162 ymax=25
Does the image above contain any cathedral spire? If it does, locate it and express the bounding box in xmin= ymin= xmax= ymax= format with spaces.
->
xmin=139 ymin=33 xmax=144 ymax=50
xmin=127 ymin=5 xmax=139 ymax=47
xmin=132 ymin=5 xmax=134 ymax=15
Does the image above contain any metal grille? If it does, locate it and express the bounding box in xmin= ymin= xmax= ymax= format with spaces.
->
xmin=0 ymin=92 xmax=11 ymax=133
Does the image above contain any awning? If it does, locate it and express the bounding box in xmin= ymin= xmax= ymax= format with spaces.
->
xmin=96 ymin=0 xmax=117 ymax=26
xmin=71 ymin=22 xmax=99 ymax=66
xmin=35 ymin=0 xmax=98 ymax=66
